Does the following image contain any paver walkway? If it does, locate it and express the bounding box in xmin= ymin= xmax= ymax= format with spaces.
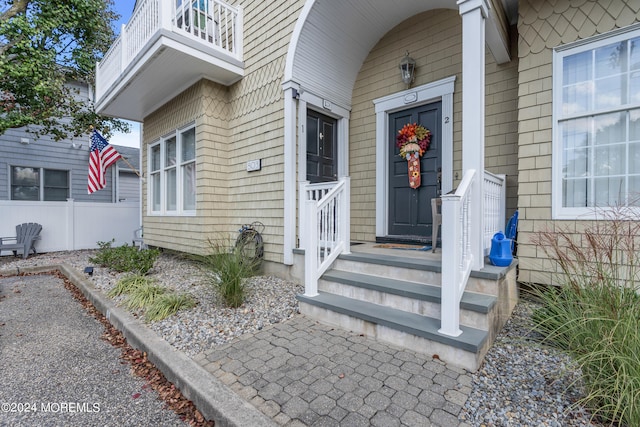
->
xmin=194 ymin=316 xmax=474 ymax=426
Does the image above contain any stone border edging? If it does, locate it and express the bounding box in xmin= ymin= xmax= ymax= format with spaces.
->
xmin=2 ymin=263 xmax=276 ymax=427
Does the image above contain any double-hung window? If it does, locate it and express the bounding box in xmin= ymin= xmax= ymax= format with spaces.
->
xmin=149 ymin=125 xmax=196 ymax=215
xmin=10 ymin=166 xmax=69 ymax=201
xmin=553 ymin=26 xmax=640 ymax=218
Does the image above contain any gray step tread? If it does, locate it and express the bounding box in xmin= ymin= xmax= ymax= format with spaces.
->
xmin=297 ymin=292 xmax=488 ymax=353
xmin=323 ymin=269 xmax=496 ymax=314
xmin=338 ymin=251 xmax=515 ymax=280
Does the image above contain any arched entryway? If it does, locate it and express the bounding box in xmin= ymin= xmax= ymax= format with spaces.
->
xmin=281 ymin=0 xmax=511 ymax=264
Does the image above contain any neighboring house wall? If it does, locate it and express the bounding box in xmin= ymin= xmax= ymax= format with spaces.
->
xmin=350 ymin=9 xmax=519 ymax=242
xmin=0 ymin=132 xmax=139 ymax=203
xmin=141 ymin=0 xmax=304 ymax=261
xmin=516 ymin=0 xmax=640 ymax=285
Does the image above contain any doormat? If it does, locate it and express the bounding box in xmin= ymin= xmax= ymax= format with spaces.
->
xmin=374 ymin=243 xmax=432 ymax=251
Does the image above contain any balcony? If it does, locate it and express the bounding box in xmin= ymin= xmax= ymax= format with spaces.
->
xmin=95 ymin=0 xmax=243 ymax=121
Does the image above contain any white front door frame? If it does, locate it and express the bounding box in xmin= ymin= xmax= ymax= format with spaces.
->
xmin=373 ymin=76 xmax=456 ymax=238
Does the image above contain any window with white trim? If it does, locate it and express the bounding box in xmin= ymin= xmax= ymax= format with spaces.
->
xmin=149 ymin=125 xmax=196 ymax=215
xmin=10 ymin=166 xmax=69 ymax=201
xmin=553 ymin=27 xmax=640 ymax=218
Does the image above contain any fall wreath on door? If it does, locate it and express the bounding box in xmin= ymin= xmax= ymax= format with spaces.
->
xmin=396 ymin=123 xmax=431 ymax=189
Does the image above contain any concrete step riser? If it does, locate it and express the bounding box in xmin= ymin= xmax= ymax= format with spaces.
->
xmin=298 ymin=301 xmax=489 ymax=372
xmin=333 ymin=258 xmax=500 ymax=296
xmin=318 ymin=279 xmax=493 ymax=331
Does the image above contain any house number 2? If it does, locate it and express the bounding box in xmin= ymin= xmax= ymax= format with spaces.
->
xmin=444 ymin=116 xmax=450 ymax=123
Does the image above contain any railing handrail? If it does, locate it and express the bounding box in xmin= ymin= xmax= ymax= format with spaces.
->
xmin=305 ymin=181 xmax=338 ymax=192
xmin=316 ymin=180 xmax=345 ymax=211
xmin=439 ymin=169 xmax=476 ymax=337
xmin=451 ymin=168 xmax=475 ymax=197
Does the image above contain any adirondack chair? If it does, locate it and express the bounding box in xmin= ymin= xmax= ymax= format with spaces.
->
xmin=0 ymin=223 xmax=42 ymax=259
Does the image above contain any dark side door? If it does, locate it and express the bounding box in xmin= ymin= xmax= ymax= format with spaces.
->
xmin=307 ymin=110 xmax=337 ymax=183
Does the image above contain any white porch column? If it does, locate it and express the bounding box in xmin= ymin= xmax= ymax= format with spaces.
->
xmin=458 ymin=0 xmax=488 ymax=270
xmin=283 ymin=84 xmax=298 ymax=265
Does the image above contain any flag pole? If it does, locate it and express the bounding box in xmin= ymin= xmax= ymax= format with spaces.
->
xmin=118 ymin=156 xmax=141 ymax=177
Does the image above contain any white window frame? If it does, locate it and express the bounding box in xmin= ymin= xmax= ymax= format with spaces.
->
xmin=10 ymin=166 xmax=70 ymax=201
xmin=552 ymin=24 xmax=640 ymax=219
xmin=148 ymin=124 xmax=196 ymax=216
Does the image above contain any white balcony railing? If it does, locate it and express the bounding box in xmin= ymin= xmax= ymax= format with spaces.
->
xmin=302 ymin=178 xmax=351 ymax=297
xmin=95 ymin=0 xmax=242 ymax=101
xmin=439 ymin=169 xmax=476 ymax=337
xmin=483 ymin=171 xmax=506 ymax=253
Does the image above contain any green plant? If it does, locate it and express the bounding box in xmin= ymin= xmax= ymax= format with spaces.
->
xmin=145 ymin=293 xmax=196 ymax=322
xmin=196 ymin=236 xmax=260 ymax=308
xmin=90 ymin=240 xmax=160 ymax=274
xmin=108 ymin=274 xmax=153 ymax=297
xmin=124 ymin=283 xmax=167 ymax=310
xmin=529 ymin=206 xmax=640 ymax=426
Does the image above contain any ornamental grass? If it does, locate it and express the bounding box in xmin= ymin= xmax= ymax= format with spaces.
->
xmin=529 ymin=206 xmax=640 ymax=426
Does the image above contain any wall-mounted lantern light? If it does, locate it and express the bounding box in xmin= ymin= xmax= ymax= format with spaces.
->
xmin=399 ymin=51 xmax=416 ymax=88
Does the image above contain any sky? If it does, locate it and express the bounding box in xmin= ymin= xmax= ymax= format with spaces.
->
xmin=106 ymin=0 xmax=140 ymax=148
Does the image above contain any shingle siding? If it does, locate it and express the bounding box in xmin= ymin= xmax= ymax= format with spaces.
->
xmin=350 ymin=9 xmax=519 ymax=242
xmin=141 ymin=1 xmax=303 ymax=261
xmin=516 ymin=0 xmax=640 ymax=285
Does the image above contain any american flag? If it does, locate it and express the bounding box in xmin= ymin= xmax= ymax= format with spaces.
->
xmin=87 ymin=130 xmax=122 ymax=194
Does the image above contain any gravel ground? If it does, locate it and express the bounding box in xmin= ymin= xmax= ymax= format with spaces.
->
xmin=0 ymin=251 xmax=601 ymax=426
xmin=0 ymin=273 xmax=186 ymax=426
xmin=459 ymin=301 xmax=598 ymax=426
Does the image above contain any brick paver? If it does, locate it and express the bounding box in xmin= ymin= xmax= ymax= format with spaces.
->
xmin=197 ymin=316 xmax=472 ymax=426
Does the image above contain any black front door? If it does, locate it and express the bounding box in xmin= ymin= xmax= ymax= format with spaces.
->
xmin=307 ymin=110 xmax=337 ymax=183
xmin=388 ymin=102 xmax=442 ymax=240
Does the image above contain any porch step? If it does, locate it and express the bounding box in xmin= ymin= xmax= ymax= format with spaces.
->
xmin=334 ymin=251 xmax=511 ymax=297
xmin=321 ymin=270 xmax=496 ymax=315
xmin=297 ymin=292 xmax=488 ymax=354
xmin=296 ymin=247 xmax=519 ymax=371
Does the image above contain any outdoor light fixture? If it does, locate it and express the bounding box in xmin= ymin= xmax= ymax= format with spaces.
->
xmin=84 ymin=266 xmax=94 ymax=276
xmin=399 ymin=51 xmax=416 ymax=88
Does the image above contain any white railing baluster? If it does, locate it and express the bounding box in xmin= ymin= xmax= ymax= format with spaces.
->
xmin=439 ymin=169 xmax=476 ymax=337
xmin=482 ymin=172 xmax=505 ymax=253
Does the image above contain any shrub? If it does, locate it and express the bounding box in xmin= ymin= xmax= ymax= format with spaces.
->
xmin=196 ymin=236 xmax=260 ymax=308
xmin=90 ymin=240 xmax=160 ymax=274
xmin=145 ymin=293 xmax=196 ymax=322
xmin=529 ymin=206 xmax=640 ymax=426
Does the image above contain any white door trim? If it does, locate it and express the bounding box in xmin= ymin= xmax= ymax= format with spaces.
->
xmin=373 ymin=76 xmax=455 ymax=238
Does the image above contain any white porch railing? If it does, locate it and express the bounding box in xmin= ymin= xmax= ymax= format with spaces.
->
xmin=95 ymin=0 xmax=241 ymax=100
xmin=439 ymin=169 xmax=476 ymax=337
xmin=483 ymin=171 xmax=506 ymax=254
xmin=302 ymin=177 xmax=351 ymax=297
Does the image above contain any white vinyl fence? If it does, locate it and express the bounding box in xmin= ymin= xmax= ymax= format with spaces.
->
xmin=0 ymin=199 xmax=139 ymax=255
